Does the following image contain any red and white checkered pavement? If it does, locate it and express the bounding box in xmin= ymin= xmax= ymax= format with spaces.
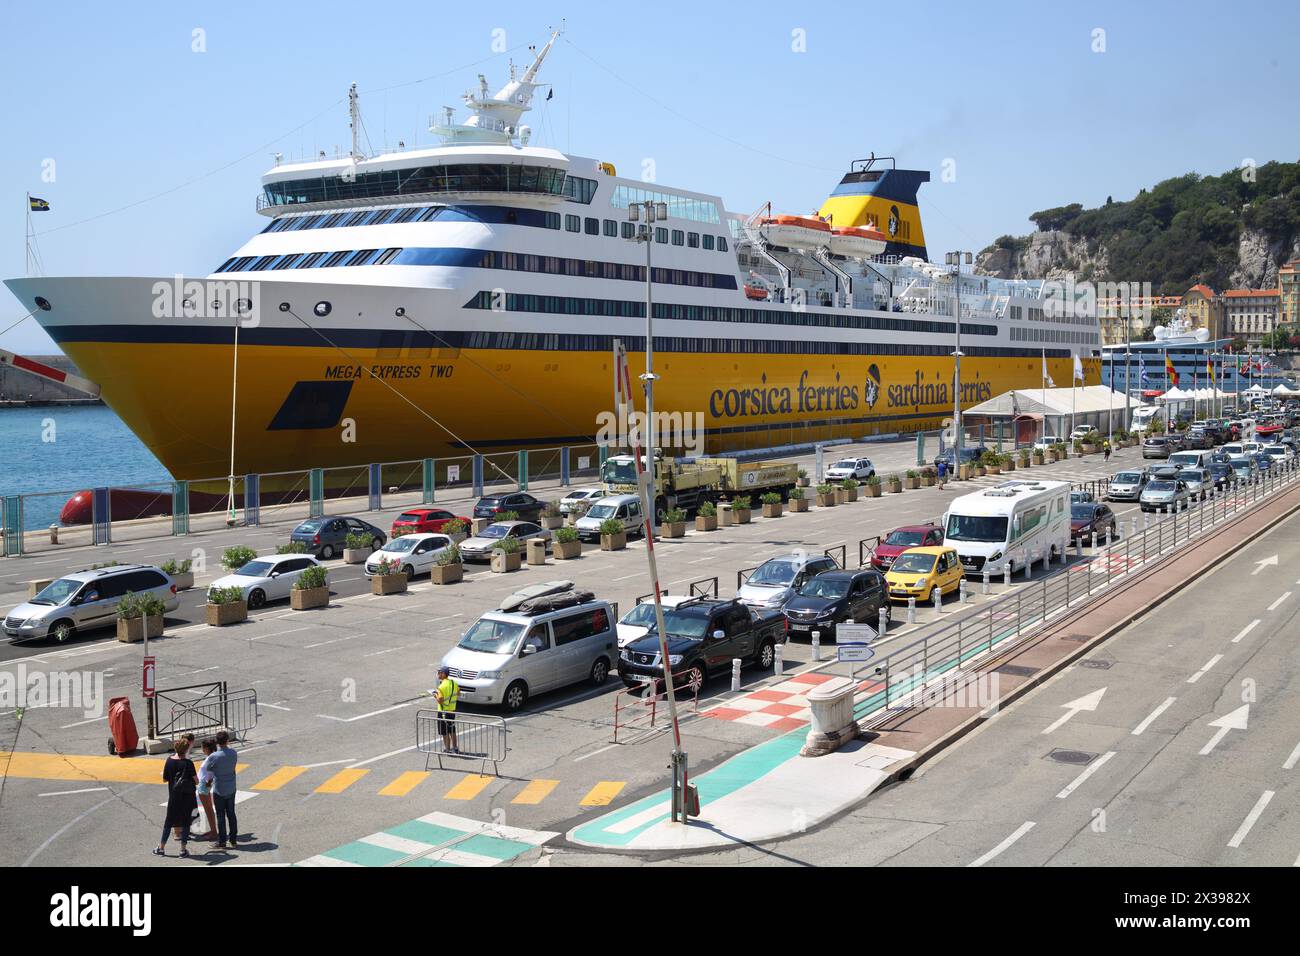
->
xmin=700 ymin=669 xmax=884 ymax=733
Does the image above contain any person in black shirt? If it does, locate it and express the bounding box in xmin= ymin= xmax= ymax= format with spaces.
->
xmin=154 ymin=738 xmax=198 ymax=858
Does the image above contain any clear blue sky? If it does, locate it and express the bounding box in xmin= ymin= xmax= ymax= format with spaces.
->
xmin=3 ymin=0 xmax=1297 ymax=354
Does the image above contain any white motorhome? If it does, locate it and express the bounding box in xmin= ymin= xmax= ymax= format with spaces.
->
xmin=943 ymin=480 xmax=1071 ymax=576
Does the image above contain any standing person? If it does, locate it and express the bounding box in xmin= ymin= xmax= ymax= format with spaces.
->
xmin=435 ymin=666 xmax=459 ymax=754
xmin=155 ymin=738 xmax=197 ymax=858
xmin=208 ymin=730 xmax=239 ymax=849
xmin=936 ymin=457 xmax=948 ymax=490
xmin=1103 ymin=440 xmax=1111 ymax=463
xmin=193 ymin=737 xmax=219 ymax=841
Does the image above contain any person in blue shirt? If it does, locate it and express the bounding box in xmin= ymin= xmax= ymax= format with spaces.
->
xmin=201 ymin=730 xmax=240 ymax=849
xmin=936 ymin=458 xmax=948 ymax=489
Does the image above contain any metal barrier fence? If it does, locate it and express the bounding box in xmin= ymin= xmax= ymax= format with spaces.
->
xmin=149 ymin=681 xmax=259 ymax=740
xmin=612 ymin=674 xmax=702 ymax=743
xmin=416 ymin=709 xmax=509 ymax=775
xmin=851 ymin=456 xmax=1299 ymax=730
xmin=689 ymin=576 xmax=719 ymax=598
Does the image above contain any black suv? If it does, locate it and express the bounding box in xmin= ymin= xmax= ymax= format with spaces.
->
xmin=617 ymin=598 xmax=786 ymax=690
xmin=473 ymin=491 xmax=544 ymax=522
xmin=932 ymin=444 xmax=989 ymax=470
xmin=782 ymin=568 xmax=889 ymax=641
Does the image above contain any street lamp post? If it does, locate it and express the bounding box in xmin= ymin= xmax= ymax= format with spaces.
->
xmin=946 ymin=252 xmax=972 ymax=471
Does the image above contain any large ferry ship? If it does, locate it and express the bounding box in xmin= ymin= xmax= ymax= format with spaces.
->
xmin=5 ymin=32 xmax=1101 ymax=482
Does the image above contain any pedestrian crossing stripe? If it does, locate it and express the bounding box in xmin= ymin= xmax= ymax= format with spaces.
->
xmin=444 ymin=773 xmax=493 ymax=800
xmin=379 ymin=770 xmax=430 ymax=796
xmin=297 ymin=811 xmax=558 ymax=867
xmin=579 ymin=781 xmax=625 ymax=806
xmin=315 ymin=768 xmax=369 ymax=793
xmin=512 ymin=778 xmax=559 ymax=804
xmin=252 ymin=766 xmax=307 ymax=791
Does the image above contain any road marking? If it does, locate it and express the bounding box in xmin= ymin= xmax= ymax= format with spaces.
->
xmin=1056 ymin=751 xmax=1116 ymax=798
xmin=1231 ymin=620 xmax=1261 ymax=644
xmin=59 ymin=715 xmax=107 ymax=729
xmin=302 ymin=758 xmax=359 ymax=769
xmin=260 ymin=702 xmax=292 ymax=711
xmin=1200 ymin=704 xmax=1250 ymax=755
xmin=379 ymin=771 xmax=430 ymax=797
xmin=1251 ymin=555 xmax=1278 ymax=575
xmin=511 ymin=779 xmax=560 ymax=805
xmin=1282 ymin=740 xmax=1300 ymax=771
xmin=1267 ymin=591 xmax=1292 ymax=612
xmin=1041 ymin=687 xmax=1107 ymax=734
xmin=0 ymin=751 xmax=245 ymax=784
xmin=1187 ymin=654 xmax=1223 ymax=684
xmin=303 ymin=636 xmax=355 ymax=649
xmin=315 ymin=768 xmax=370 ymax=793
xmin=1227 ymin=790 xmax=1274 ymax=848
xmin=573 ymin=742 xmax=621 ymax=763
xmin=968 ymin=821 xmax=1036 ymax=867
xmin=444 ymin=774 xmax=493 ymax=800
xmin=363 ymin=644 xmax=416 ymax=658
xmin=252 ymin=766 xmax=308 ymax=791
xmin=1132 ymin=697 xmax=1177 ymax=736
xmin=612 ymin=572 xmax=644 ymax=582
xmin=39 ymin=786 xmax=110 ymax=797
xmin=579 ymin=781 xmax=625 ymax=807
xmin=317 ymin=699 xmax=424 ymax=722
xmin=247 ymin=626 xmax=311 ymax=642
xmin=349 ymin=745 xmax=418 ymax=768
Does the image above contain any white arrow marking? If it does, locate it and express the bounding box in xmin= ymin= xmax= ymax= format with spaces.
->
xmin=1251 ymin=555 xmax=1278 ymax=575
xmin=1200 ymin=704 xmax=1250 ymax=755
xmin=1042 ymin=687 xmax=1107 ymax=734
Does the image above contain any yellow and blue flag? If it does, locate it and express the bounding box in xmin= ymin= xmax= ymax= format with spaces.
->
xmin=29 ymin=197 xmax=50 ymax=212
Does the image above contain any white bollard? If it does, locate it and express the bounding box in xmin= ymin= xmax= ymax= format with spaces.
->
xmin=1101 ymin=527 xmax=1110 ymax=549
xmin=811 ymin=630 xmax=822 ymax=662
xmin=1130 ymin=515 xmax=1138 ymax=537
xmin=906 ymin=597 xmax=916 ymax=624
xmin=878 ymin=606 xmax=888 ymax=638
xmin=982 ymin=568 xmax=990 ymax=594
xmin=1003 ymin=563 xmax=1012 ymax=587
xmin=1075 ymin=536 xmax=1083 ymax=557
xmin=731 ymin=658 xmax=742 ymax=692
xmin=960 ymin=579 xmax=969 ymax=604
xmin=773 ymin=642 xmax=784 ymax=676
xmin=1143 ymin=511 xmax=1150 ymax=530
xmin=934 ymin=586 xmax=943 ymax=613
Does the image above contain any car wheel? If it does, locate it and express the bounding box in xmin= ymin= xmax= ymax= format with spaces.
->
xmin=590 ymin=658 xmax=609 ymax=686
xmin=371 ymin=537 xmax=383 ymax=551
xmin=756 ymin=639 xmax=775 ymax=670
xmin=320 ymin=544 xmax=336 ymax=560
xmin=403 ymin=564 xmax=415 ymax=581
xmin=503 ymin=680 xmax=528 ymax=712
xmin=247 ymin=588 xmax=266 ymax=610
xmin=681 ymin=662 xmax=706 ymax=691
xmin=49 ymin=619 xmax=75 ymax=643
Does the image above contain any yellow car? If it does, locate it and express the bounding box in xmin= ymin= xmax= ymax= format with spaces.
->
xmin=885 ymin=546 xmax=964 ymax=604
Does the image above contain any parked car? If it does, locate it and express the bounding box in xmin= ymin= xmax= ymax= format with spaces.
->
xmin=1142 ymin=437 xmax=1173 ymax=459
xmin=884 ymin=546 xmax=965 ymax=604
xmin=1250 ymin=452 xmax=1274 ymax=473
xmin=1070 ymin=489 xmax=1096 ymax=504
xmin=1182 ymin=428 xmax=1212 ymax=450
xmin=364 ymin=533 xmax=455 ymax=579
xmin=615 ymin=594 xmax=696 ymax=648
xmin=1207 ymin=462 xmax=1235 ymax=490
xmin=1164 ymin=431 xmax=1187 ymax=451
xmin=1228 ymin=455 xmax=1259 ymax=484
xmin=825 ymin=457 xmax=875 ymax=482
xmin=472 ymin=492 xmax=545 ymax=522
xmin=442 ymin=587 xmax=616 ymax=711
xmin=4 ymin=564 xmax=179 ymax=644
xmin=573 ymin=494 xmax=646 ymax=542
xmin=870 ymin=524 xmax=944 ymax=571
xmin=1106 ymin=470 xmax=1148 ymax=502
xmin=782 ymin=568 xmax=890 ymax=641
xmin=932 ymin=445 xmax=989 ymax=470
xmin=617 ymin=597 xmax=786 ymax=690
xmin=458 ymin=520 xmax=551 ymax=562
xmin=208 ymin=553 xmax=324 ymax=609
xmin=1139 ymin=478 xmax=1190 ymax=513
xmin=558 ymin=487 xmax=604 ymax=516
xmin=1261 ymin=444 xmax=1294 ymax=464
xmin=737 ymin=552 xmax=839 ymax=610
xmin=1070 ymin=502 xmax=1117 ymax=544
xmin=1176 ymin=466 xmax=1211 ymax=500
xmin=1069 ymin=426 xmax=1093 ymax=441
xmin=290 ymin=515 xmax=386 ymax=560
xmin=390 ymin=508 xmax=470 ymax=537
xmin=1033 ymin=435 xmax=1064 ymax=452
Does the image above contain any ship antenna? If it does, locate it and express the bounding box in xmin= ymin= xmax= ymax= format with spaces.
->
xmin=348 ymin=82 xmax=363 ymax=161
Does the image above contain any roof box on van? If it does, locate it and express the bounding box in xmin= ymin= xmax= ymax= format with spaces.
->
xmin=515 ymin=589 xmax=597 ymax=616
xmin=497 ymin=580 xmax=574 ymax=612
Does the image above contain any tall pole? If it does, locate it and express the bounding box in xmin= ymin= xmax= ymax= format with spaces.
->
xmin=947 ymin=252 xmax=970 ymax=466
xmin=227 ymin=317 xmax=240 ymax=525
xmin=1124 ymin=307 xmax=1132 ymax=433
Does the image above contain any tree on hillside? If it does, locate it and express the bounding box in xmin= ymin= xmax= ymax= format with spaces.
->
xmin=1028 ymin=203 xmax=1084 ymax=231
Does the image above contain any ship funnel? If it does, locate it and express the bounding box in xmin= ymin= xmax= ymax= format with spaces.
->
xmin=817 ymin=156 xmax=931 ymax=261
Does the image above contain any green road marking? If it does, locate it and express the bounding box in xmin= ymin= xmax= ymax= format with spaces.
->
xmin=457 ymin=833 xmax=534 ymax=861
xmin=319 ymin=840 xmax=407 ymax=867
xmin=386 ymin=819 xmax=463 ymax=847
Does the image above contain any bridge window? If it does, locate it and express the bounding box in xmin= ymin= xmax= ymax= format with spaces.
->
xmin=584 ymin=217 xmax=599 ymax=235
xmin=565 ymin=214 xmax=581 ymax=233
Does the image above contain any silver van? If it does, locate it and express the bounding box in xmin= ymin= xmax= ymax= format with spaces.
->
xmin=4 ymin=564 xmax=179 ymax=643
xmin=440 ymin=589 xmax=617 ymax=711
xmin=573 ymin=494 xmax=646 ymax=542
xmin=1167 ymin=450 xmax=1211 ymax=470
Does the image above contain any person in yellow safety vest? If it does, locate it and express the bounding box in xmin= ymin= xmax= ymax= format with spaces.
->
xmin=434 ymin=665 xmax=459 ymax=754
xmin=1103 ymin=439 xmax=1111 ymax=463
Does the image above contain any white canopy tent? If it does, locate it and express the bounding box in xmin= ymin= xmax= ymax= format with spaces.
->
xmin=1272 ymin=384 xmax=1300 ymax=397
xmin=965 ymin=385 xmax=1148 ymax=442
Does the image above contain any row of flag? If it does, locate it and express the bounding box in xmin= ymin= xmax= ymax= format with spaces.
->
xmin=1042 ymin=350 xmax=1267 ymax=393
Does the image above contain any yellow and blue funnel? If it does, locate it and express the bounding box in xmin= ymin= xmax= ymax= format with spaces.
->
xmin=817 ymin=159 xmax=930 ymax=260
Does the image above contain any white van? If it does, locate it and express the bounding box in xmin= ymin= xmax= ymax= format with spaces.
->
xmin=440 ymin=587 xmax=617 ymax=711
xmin=1168 ymin=450 xmax=1212 ymax=470
xmin=574 ymin=494 xmax=646 ymax=542
xmin=943 ymin=479 xmax=1071 ymax=576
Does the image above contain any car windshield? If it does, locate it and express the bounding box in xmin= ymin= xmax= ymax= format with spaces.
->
xmin=601 ymin=459 xmax=639 ymax=484
xmin=620 ymin=604 xmax=660 ymax=629
xmin=891 ymin=553 xmax=937 ymax=573
xmin=478 ymin=498 xmax=502 ymax=508
xmin=658 ymin=610 xmax=711 ymax=639
xmin=1114 ymin=472 xmax=1142 ymax=483
xmin=457 ymin=618 xmax=525 ymax=655
xmin=384 ymin=537 xmax=420 ymax=553
xmin=884 ymin=530 xmax=925 ymax=547
xmin=586 ymin=504 xmax=616 ymax=519
xmin=236 ymin=560 xmax=274 ymax=576
xmin=1070 ymin=504 xmax=1094 ymax=518
xmin=832 ymin=460 xmax=855 ymax=469
xmin=799 ymin=578 xmax=850 ymax=599
xmin=295 ymin=520 xmax=321 ymax=532
xmin=30 ymin=577 xmax=81 ymax=605
xmin=479 ymin=525 xmax=509 ymax=539
xmin=945 ymin=514 xmax=1009 ymax=543
xmin=1147 ymin=481 xmax=1175 ymax=492
xmin=748 ymin=560 xmax=798 ymax=586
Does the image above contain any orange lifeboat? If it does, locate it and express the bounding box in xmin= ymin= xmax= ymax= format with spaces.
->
xmin=744 ymin=284 xmax=769 ymax=301
xmin=828 ymin=225 xmax=888 ymax=259
xmin=760 ymin=215 xmax=831 ymax=249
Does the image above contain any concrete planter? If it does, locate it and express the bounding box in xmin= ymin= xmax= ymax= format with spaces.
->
xmin=905 ymin=477 xmax=920 ymax=489
xmin=1032 ymin=452 xmax=1044 ymax=465
xmin=1047 ymin=451 xmax=1059 ymax=463
xmin=761 ymin=502 xmax=783 ymax=518
xmin=117 ymin=613 xmax=164 ymax=644
xmin=836 ymin=487 xmax=858 ymax=504
xmin=733 ymin=508 xmax=752 ymax=524
xmin=600 ymin=531 xmax=627 ymax=551
xmin=789 ymin=498 xmax=809 ymax=513
xmin=695 ymin=514 xmax=718 ymax=531
xmin=490 ymin=550 xmax=522 ymax=573
xmin=663 ymin=521 xmax=686 ymax=538
xmin=815 ymin=493 xmax=837 ymax=507
xmin=552 ymin=539 xmax=582 ymax=560
xmin=472 ymin=517 xmax=492 ymax=535
xmin=864 ymin=483 xmax=882 ymax=498
xmin=974 ymin=467 xmax=987 ymax=477
xmin=343 ymin=547 xmax=369 ymax=565
xmin=526 ymin=538 xmax=548 ymax=565
xmin=431 ymin=563 xmax=463 ymax=584
xmin=291 ymin=585 xmax=330 ymax=610
xmin=370 ymin=573 xmax=407 ymax=596
xmin=959 ymin=465 xmax=973 ymax=480
xmin=986 ymin=466 xmax=1000 ymax=476
xmin=797 ymin=477 xmax=810 ymax=488
xmin=541 ymin=516 xmax=563 ymax=530
xmin=921 ymin=476 xmax=936 ymax=487
xmin=1003 ymin=461 xmax=1016 ymax=472
xmin=1081 ymin=444 xmax=1097 ymax=455
xmin=206 ymin=601 xmax=247 ymax=626
xmin=886 ymin=479 xmax=903 ymax=494
xmin=26 ymin=578 xmax=53 ymax=600
xmin=447 ymin=531 xmax=468 ymax=545
xmin=171 ymin=571 xmax=195 ymax=591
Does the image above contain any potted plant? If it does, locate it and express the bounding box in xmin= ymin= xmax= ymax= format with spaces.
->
xmin=788 ymin=486 xmax=809 ymax=512
xmin=662 ymin=507 xmax=687 ymax=538
xmin=695 ymin=500 xmax=719 ymax=531
xmin=1032 ymin=447 xmax=1045 ymax=465
xmin=552 ymin=526 xmax=582 ymax=560
xmin=905 ymin=469 xmax=921 ymax=489
xmin=760 ymin=492 xmax=783 ymax=518
xmin=1001 ymin=452 xmax=1015 ymax=472
xmin=442 ymin=518 xmax=469 ymax=544
xmin=836 ymin=479 xmax=859 ymax=504
xmin=864 ymin=474 xmax=882 ymax=498
xmin=116 ymin=591 xmax=165 ymax=643
xmin=981 ymin=451 xmax=1000 ymax=475
xmin=370 ymin=555 xmax=408 ymax=595
xmin=1072 ymin=438 xmax=1085 ymax=457
xmin=431 ymin=545 xmax=463 ymax=583
xmin=1020 ymin=449 xmax=1032 ymax=468
xmin=160 ymin=558 xmax=194 ymax=591
xmin=205 ymin=585 xmax=248 ymax=627
xmin=599 ymin=517 xmax=627 ymax=551
xmin=491 ymin=536 xmax=522 ymax=572
xmin=1082 ymin=430 xmax=1101 ymax=454
xmin=343 ymin=531 xmax=374 ymax=565
xmin=731 ymin=495 xmax=752 ymax=523
xmin=886 ymin=473 xmax=903 ymax=494
xmin=815 ymin=482 xmax=837 ymax=507
xmin=797 ymin=468 xmax=810 ymax=488
xmin=221 ymin=545 xmax=257 ymax=573
xmin=496 ymin=509 xmax=520 ymax=522
xmin=276 ymin=541 xmax=309 ymax=555
xmin=291 ymin=563 xmax=330 ymax=610
xmin=540 ymin=500 xmax=564 ymax=530
xmin=920 ymin=467 xmax=936 ymax=488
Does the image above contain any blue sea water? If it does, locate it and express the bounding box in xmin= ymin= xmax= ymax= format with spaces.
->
xmin=0 ymin=405 xmax=171 ymax=528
